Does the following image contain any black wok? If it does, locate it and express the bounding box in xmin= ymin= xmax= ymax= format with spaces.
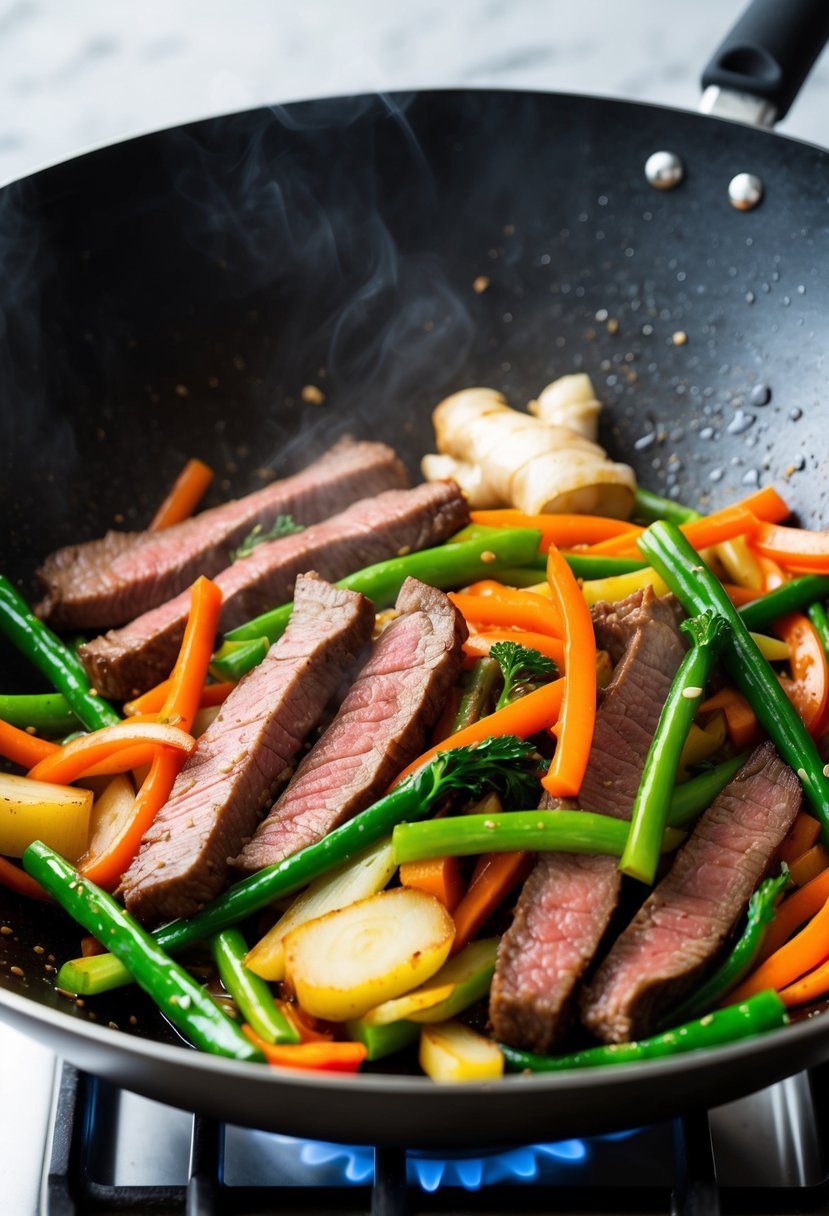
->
xmin=1 ymin=0 xmax=829 ymax=1148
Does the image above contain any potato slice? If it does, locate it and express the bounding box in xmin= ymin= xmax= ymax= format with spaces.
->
xmin=245 ymin=838 xmax=397 ymax=981
xmin=283 ymin=887 xmax=454 ymax=1022
xmin=419 ymin=1020 xmax=504 ymax=1083
xmin=362 ymin=938 xmax=498 ymax=1026
xmin=0 ymin=772 xmax=92 ymax=861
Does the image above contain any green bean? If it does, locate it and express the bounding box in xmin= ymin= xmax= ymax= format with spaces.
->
xmin=24 ymin=842 xmax=264 ymax=1063
xmin=0 ymin=693 xmax=79 ymax=736
xmin=633 ymin=488 xmax=701 ymax=527
xmin=392 ymin=810 xmax=684 ymax=864
xmin=738 ymin=576 xmax=829 ymax=632
xmin=500 ymin=990 xmax=787 ymax=1072
xmin=666 ymin=755 xmax=748 ymax=829
xmin=344 ymin=1018 xmax=420 ymax=1061
xmin=563 ymin=554 xmax=648 ymax=579
xmin=210 ymin=929 xmax=300 ymax=1045
xmin=808 ymin=601 xmax=829 ymax=657
xmin=620 ymin=612 xmax=729 ymax=884
xmin=0 ymin=577 xmax=120 ymax=730
xmin=665 ymin=872 xmax=789 ymax=1026
xmin=453 ymin=659 xmax=501 ymax=732
xmin=640 ymin=522 xmax=829 ymax=839
xmin=56 ymin=736 xmax=541 ymax=996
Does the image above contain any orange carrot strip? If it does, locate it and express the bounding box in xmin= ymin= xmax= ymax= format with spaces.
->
xmin=0 ymin=855 xmax=49 ymax=900
xmin=753 ymin=522 xmax=829 ymax=574
xmin=79 ymin=577 xmax=222 ymax=889
xmin=0 ymin=719 xmax=58 ymax=768
xmin=26 ymin=722 xmax=195 ymax=785
xmin=699 ymin=687 xmax=762 ymax=749
xmin=400 ymin=857 xmax=466 ymax=912
xmin=450 ymin=851 xmax=533 ymax=955
xmin=779 ymin=957 xmax=829 ymax=1008
xmin=788 ymin=844 xmax=829 ymax=889
xmin=761 ymin=869 xmax=829 ymax=959
xmin=727 ymin=892 xmax=829 ymax=1003
xmin=275 ymin=1001 xmax=335 ymax=1043
xmin=463 ymin=630 xmax=566 ymax=668
xmin=724 ymin=584 xmax=763 ymax=606
xmin=149 ymin=457 xmax=214 ymax=530
xmin=124 ymin=679 xmax=234 ymax=718
xmin=780 ymin=813 xmax=822 ymax=867
xmin=392 ymin=677 xmax=565 ymax=788
xmin=470 ymin=510 xmax=641 ymax=551
xmin=757 ymin=554 xmax=789 ymax=592
xmin=449 ymin=589 xmax=563 ymax=638
xmin=542 ymin=544 xmax=596 ymax=798
xmin=242 ymin=1025 xmax=367 ymax=1072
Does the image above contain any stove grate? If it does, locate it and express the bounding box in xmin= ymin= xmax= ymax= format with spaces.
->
xmin=43 ymin=1062 xmax=829 ymax=1216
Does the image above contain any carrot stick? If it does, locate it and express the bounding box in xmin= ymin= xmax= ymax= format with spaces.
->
xmin=0 ymin=855 xmax=49 ymax=900
xmin=780 ymin=813 xmax=822 ymax=867
xmin=449 ymin=589 xmax=563 ymax=638
xmin=753 ymin=522 xmax=829 ymax=574
xmin=123 ymin=679 xmax=234 ymax=718
xmin=463 ymin=630 xmax=565 ymax=668
xmin=149 ymin=457 xmax=214 ymax=530
xmin=727 ymin=892 xmax=829 ymax=1003
xmin=400 ymin=857 xmax=466 ymax=911
xmin=779 ymin=956 xmax=829 ymax=1008
xmin=79 ymin=577 xmax=222 ymax=889
xmin=761 ymin=869 xmax=829 ymax=959
xmin=699 ymin=687 xmax=761 ymax=749
xmin=541 ymin=544 xmax=596 ymax=798
xmin=242 ymin=1025 xmax=367 ymax=1072
xmin=470 ymin=510 xmax=641 ymax=551
xmin=450 ymin=851 xmax=533 ymax=954
xmin=0 ymin=719 xmax=58 ymax=768
xmin=392 ymin=677 xmax=565 ymax=788
xmin=26 ymin=722 xmax=195 ymax=785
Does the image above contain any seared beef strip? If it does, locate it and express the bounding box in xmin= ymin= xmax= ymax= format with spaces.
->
xmin=581 ymin=743 xmax=800 ymax=1043
xmin=120 ymin=574 xmax=374 ymax=924
xmin=37 ymin=438 xmax=408 ymax=630
xmin=80 ymin=480 xmax=469 ymax=701
xmin=233 ymin=577 xmax=466 ymax=872
xmin=489 ymin=588 xmax=686 ymax=1053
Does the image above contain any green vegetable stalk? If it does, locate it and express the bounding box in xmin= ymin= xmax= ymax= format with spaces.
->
xmin=0 ymin=693 xmax=79 ymax=737
xmin=490 ymin=642 xmax=558 ymax=711
xmin=808 ymin=601 xmax=829 ymax=658
xmin=738 ymin=576 xmax=829 ymax=632
xmin=230 ymin=515 xmax=304 ymax=562
xmin=56 ymin=736 xmax=542 ymax=997
xmin=633 ymin=488 xmax=702 ymax=527
xmin=0 ymin=577 xmax=120 ymax=731
xmin=23 ymin=842 xmax=264 ymax=1063
xmin=562 ymin=554 xmax=648 ymax=579
xmin=665 ymin=871 xmax=790 ymax=1026
xmin=452 ymin=659 xmax=501 ymax=732
xmin=666 ymin=754 xmax=748 ymax=828
xmin=500 ymin=990 xmax=788 ymax=1072
xmin=392 ymin=810 xmax=684 ymax=864
xmin=620 ymin=612 xmax=729 ymax=885
xmin=210 ymin=929 xmax=300 ymax=1045
xmin=640 ymin=522 xmax=829 ymax=840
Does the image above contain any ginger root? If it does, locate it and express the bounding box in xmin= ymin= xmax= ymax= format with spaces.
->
xmin=422 ymin=375 xmax=636 ymax=518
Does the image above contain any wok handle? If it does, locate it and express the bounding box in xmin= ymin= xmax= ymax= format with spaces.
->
xmin=701 ymin=0 xmax=829 ymax=124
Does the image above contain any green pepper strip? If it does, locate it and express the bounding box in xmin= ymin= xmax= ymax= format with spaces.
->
xmin=23 ymin=842 xmax=264 ymax=1063
xmin=633 ymin=488 xmax=702 ymax=527
xmin=211 ymin=528 xmax=542 ymax=682
xmin=55 ymin=736 xmax=542 ymax=997
xmin=453 ymin=659 xmax=501 ymax=732
xmin=665 ymin=872 xmax=790 ymax=1026
xmin=392 ymin=810 xmax=685 ymax=864
xmin=640 ymin=522 xmax=829 ymax=839
xmin=738 ymin=576 xmax=829 ymax=633
xmin=500 ymin=990 xmax=787 ymax=1072
xmin=807 ymin=601 xmax=829 ymax=657
xmin=666 ymin=754 xmax=748 ymax=828
xmin=0 ymin=693 xmax=79 ymax=737
xmin=620 ymin=612 xmax=730 ymax=885
xmin=209 ymin=929 xmax=300 ymax=1045
xmin=0 ymin=577 xmax=120 ymax=731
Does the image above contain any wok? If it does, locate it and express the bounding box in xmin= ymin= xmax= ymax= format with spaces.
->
xmin=1 ymin=0 xmax=829 ymax=1148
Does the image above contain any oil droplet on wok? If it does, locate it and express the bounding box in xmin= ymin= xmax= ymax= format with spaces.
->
xmin=726 ymin=410 xmax=755 ymax=436
xmin=742 ymin=468 xmax=760 ymax=486
xmin=749 ymin=384 xmax=771 ymax=407
xmin=709 ymin=467 xmax=724 ymax=483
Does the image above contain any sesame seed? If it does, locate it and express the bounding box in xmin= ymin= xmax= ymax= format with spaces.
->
xmin=823 ymin=764 xmax=829 ymax=777
xmin=473 ymin=275 xmax=490 ymax=294
xmin=33 ymin=945 xmax=44 ymax=955
xmin=798 ymin=768 xmax=808 ymax=781
xmin=10 ymin=966 xmax=24 ymax=978
xmin=480 ymin=550 xmax=497 ymax=564
xmin=0 ymin=926 xmax=12 ymax=936
xmin=682 ymin=687 xmax=703 ymax=699
xmin=301 ymin=384 xmax=325 ymax=405
xmin=484 ymin=819 xmax=497 ymax=830
xmin=129 ymin=1015 xmax=138 ymax=1026
xmin=672 ymin=331 xmax=688 ymax=346
xmin=108 ymin=1021 xmax=119 ymax=1030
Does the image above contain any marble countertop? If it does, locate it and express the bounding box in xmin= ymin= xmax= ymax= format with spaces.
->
xmin=2 ymin=0 xmax=828 ymax=185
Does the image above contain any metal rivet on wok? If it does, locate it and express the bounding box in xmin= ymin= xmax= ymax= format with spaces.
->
xmin=728 ymin=172 xmax=764 ymax=211
xmin=644 ymin=151 xmax=685 ymax=190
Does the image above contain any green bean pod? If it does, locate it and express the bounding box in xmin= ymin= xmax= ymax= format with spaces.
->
xmin=633 ymin=488 xmax=702 ymax=527
xmin=210 ymin=929 xmax=300 ymax=1044
xmin=738 ymin=576 xmax=829 ymax=632
xmin=0 ymin=693 xmax=79 ymax=736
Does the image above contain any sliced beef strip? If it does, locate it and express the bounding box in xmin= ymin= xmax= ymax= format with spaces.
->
xmin=37 ymin=437 xmax=408 ymax=630
xmin=233 ymin=577 xmax=466 ymax=873
xmin=581 ymin=742 xmax=801 ymax=1043
xmin=489 ymin=587 xmax=687 ymax=1053
xmin=120 ymin=574 xmax=375 ymax=924
xmin=80 ymin=480 xmax=469 ymax=701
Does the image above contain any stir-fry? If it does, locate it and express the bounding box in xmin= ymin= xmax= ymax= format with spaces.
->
xmin=2 ymin=373 xmax=829 ymax=1081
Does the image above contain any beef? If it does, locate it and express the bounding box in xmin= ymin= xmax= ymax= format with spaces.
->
xmin=489 ymin=587 xmax=687 ymax=1053
xmin=36 ymin=438 xmax=408 ymax=630
xmin=233 ymin=577 xmax=466 ymax=873
xmin=581 ymin=743 xmax=801 ymax=1043
xmin=80 ymin=480 xmax=469 ymax=701
xmin=120 ymin=574 xmax=375 ymax=924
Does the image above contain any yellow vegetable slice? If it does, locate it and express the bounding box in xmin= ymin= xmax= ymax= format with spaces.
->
xmin=678 ymin=710 xmax=726 ymax=779
xmin=245 ymin=838 xmax=397 ymax=981
xmin=419 ymin=1020 xmax=504 ymax=1083
xmin=283 ymin=887 xmax=455 ymax=1022
xmin=361 ymin=984 xmax=456 ymax=1027
xmin=0 ymin=772 xmax=92 ymax=861
xmin=83 ymin=775 xmax=135 ymax=862
xmin=362 ymin=938 xmax=498 ymax=1026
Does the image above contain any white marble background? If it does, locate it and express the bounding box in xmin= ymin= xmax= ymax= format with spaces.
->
xmin=2 ymin=0 xmax=829 ymax=185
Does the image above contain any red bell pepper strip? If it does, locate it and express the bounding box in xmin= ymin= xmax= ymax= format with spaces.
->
xmin=242 ymin=1025 xmax=367 ymax=1072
